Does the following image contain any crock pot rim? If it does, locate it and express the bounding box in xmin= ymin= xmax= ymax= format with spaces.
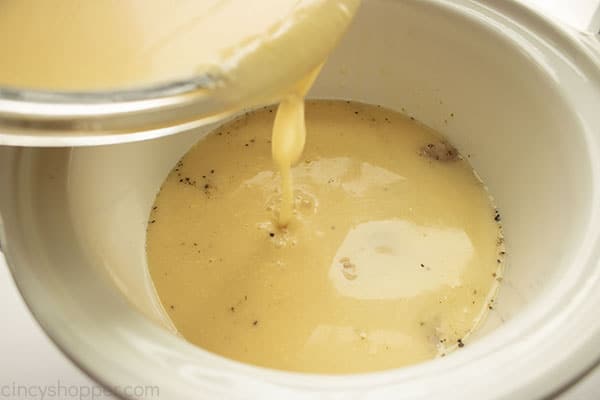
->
xmin=2 ymin=0 xmax=600 ymax=399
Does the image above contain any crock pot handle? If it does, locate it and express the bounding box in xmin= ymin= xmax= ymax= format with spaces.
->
xmin=525 ymin=0 xmax=600 ymax=55
xmin=525 ymin=0 xmax=600 ymax=33
xmin=578 ymin=3 xmax=600 ymax=56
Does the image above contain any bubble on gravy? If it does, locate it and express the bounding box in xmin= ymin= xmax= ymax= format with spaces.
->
xmin=146 ymin=100 xmax=505 ymax=374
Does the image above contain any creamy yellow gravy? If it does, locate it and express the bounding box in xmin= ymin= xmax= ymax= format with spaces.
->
xmin=0 ymin=0 xmax=358 ymax=92
xmin=146 ymin=100 xmax=504 ymax=373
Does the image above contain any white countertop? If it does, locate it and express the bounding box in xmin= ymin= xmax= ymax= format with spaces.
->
xmin=1 ymin=1 xmax=599 ymax=399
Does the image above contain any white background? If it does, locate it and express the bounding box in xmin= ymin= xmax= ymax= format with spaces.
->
xmin=1 ymin=1 xmax=599 ymax=399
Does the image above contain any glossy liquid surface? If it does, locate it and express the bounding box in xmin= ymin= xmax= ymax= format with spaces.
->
xmin=0 ymin=1 xmax=358 ymax=92
xmin=146 ymin=100 xmax=504 ymax=373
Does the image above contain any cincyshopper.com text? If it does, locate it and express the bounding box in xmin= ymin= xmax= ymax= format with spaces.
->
xmin=0 ymin=381 xmax=160 ymax=399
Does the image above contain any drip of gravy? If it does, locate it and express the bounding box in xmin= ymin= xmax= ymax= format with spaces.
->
xmin=272 ymin=66 xmax=322 ymax=226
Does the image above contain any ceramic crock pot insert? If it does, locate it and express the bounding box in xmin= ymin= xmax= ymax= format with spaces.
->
xmin=1 ymin=1 xmax=600 ymax=399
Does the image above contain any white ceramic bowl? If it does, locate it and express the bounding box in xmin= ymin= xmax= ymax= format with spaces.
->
xmin=1 ymin=0 xmax=600 ymax=399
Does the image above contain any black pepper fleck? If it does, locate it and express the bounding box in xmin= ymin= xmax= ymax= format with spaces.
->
xmin=494 ymin=210 xmax=501 ymax=222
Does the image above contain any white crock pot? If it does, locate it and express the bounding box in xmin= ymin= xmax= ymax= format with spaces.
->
xmin=1 ymin=0 xmax=600 ymax=399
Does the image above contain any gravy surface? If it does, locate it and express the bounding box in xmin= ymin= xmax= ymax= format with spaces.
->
xmin=0 ymin=1 xmax=358 ymax=92
xmin=146 ymin=100 xmax=504 ymax=373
